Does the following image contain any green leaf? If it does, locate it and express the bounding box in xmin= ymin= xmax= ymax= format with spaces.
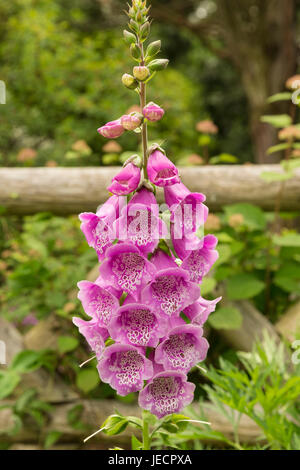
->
xmin=226 ymin=274 xmax=265 ymax=300
xmin=210 ymin=153 xmax=238 ymax=164
xmin=10 ymin=350 xmax=43 ymax=373
xmin=76 ymin=368 xmax=100 ymax=393
xmin=131 ymin=434 xmax=143 ymax=450
xmin=260 ymin=171 xmax=293 ymax=182
xmin=267 ymin=143 xmax=290 ymax=155
xmin=267 ymin=92 xmax=292 ymax=103
xmin=208 ymin=307 xmax=242 ymax=330
xmin=224 ymin=203 xmax=266 ymax=230
xmin=0 ymin=371 xmax=21 ymax=399
xmin=282 ymin=158 xmax=300 ymax=171
xmin=44 ymin=431 xmax=62 ymax=449
xmin=200 ymin=277 xmax=216 ymax=296
xmin=102 ymin=414 xmax=128 ymax=436
xmin=273 ymin=233 xmax=300 ymax=247
xmin=214 ymin=244 xmax=231 ymax=266
xmin=274 ymin=276 xmax=300 ymax=294
xmin=57 ymin=336 xmax=79 ymax=354
xmin=15 ymin=389 xmax=36 ymax=413
xmin=260 ymin=114 xmax=292 ymax=128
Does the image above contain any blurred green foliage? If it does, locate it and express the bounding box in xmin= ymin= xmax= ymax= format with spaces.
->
xmin=0 ymin=0 xmax=253 ymax=168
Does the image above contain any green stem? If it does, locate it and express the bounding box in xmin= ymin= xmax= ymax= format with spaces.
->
xmin=139 ymin=42 xmax=148 ymax=179
xmin=142 ymin=417 xmax=151 ymax=450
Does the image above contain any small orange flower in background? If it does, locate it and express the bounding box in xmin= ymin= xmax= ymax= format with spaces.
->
xmin=102 ymin=140 xmax=122 ymax=153
xmin=196 ymin=119 xmax=218 ymax=134
xmin=186 ymin=154 xmax=204 ymax=165
xmin=285 ymin=74 xmax=300 ymax=90
xmin=228 ymin=213 xmax=244 ymax=228
xmin=278 ymin=126 xmax=300 ymax=140
xmin=17 ymin=148 xmax=37 ymax=162
xmin=72 ymin=139 xmax=92 ymax=155
xmin=205 ymin=214 xmax=221 ymax=231
xmin=45 ymin=160 xmax=58 ymax=167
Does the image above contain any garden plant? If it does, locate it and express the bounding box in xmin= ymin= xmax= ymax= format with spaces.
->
xmin=73 ymin=0 xmax=220 ymax=450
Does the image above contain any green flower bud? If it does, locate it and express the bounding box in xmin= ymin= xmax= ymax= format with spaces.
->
xmin=140 ymin=21 xmax=150 ymax=41
xmin=122 ymin=73 xmax=139 ymax=90
xmin=129 ymin=19 xmax=139 ymax=33
xmin=133 ymin=66 xmax=150 ymax=81
xmin=148 ymin=58 xmax=169 ymax=72
xmin=130 ymin=43 xmax=142 ymax=60
xmin=123 ymin=30 xmax=136 ymax=45
xmin=146 ymin=40 xmax=161 ymax=57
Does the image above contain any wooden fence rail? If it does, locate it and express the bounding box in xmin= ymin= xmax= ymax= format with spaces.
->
xmin=1 ymin=165 xmax=300 ymax=215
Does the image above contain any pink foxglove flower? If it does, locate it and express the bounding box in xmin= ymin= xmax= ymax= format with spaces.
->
xmin=181 ymin=234 xmax=219 ymax=283
xmin=99 ymin=243 xmax=156 ymax=300
xmin=155 ymin=325 xmax=209 ymax=372
xmin=141 ymin=267 xmax=200 ymax=318
xmin=79 ymin=195 xmax=124 ymax=260
xmin=114 ymin=188 xmax=168 ymax=255
xmin=74 ymin=2 xmax=221 ymax=427
xmin=108 ymin=303 xmax=166 ymax=347
xmin=184 ymin=296 xmax=222 ymax=326
xmin=72 ymin=317 xmax=106 ymax=359
xmin=147 ymin=149 xmax=180 ymax=187
xmin=97 ymin=119 xmax=124 ymax=139
xmin=143 ymin=102 xmax=165 ymax=122
xmin=107 ymin=163 xmax=141 ymax=196
xmin=165 ymin=182 xmax=208 ymax=236
xmin=120 ymin=113 xmax=142 ymax=131
xmin=171 ymin=225 xmax=202 ymax=260
xmin=138 ymin=371 xmax=195 ymax=418
xmin=77 ymin=280 xmax=119 ymax=328
xmin=97 ymin=344 xmax=153 ymax=396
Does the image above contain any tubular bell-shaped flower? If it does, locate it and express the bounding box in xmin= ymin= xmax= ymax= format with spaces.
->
xmin=99 ymin=243 xmax=156 ymax=299
xmin=165 ymin=182 xmax=208 ymax=236
xmin=97 ymin=344 xmax=153 ymax=396
xmin=181 ymin=234 xmax=219 ymax=283
xmin=107 ymin=163 xmax=141 ymax=196
xmin=72 ymin=317 xmax=107 ymax=359
xmin=154 ymin=325 xmax=209 ymax=372
xmin=184 ymin=296 xmax=222 ymax=326
xmin=141 ymin=267 xmax=200 ymax=318
xmin=114 ymin=188 xmax=168 ymax=255
xmin=79 ymin=195 xmax=124 ymax=260
xmin=108 ymin=303 xmax=165 ymax=347
xmin=147 ymin=149 xmax=180 ymax=187
xmin=138 ymin=371 xmax=195 ymax=419
xmin=77 ymin=281 xmax=120 ymax=328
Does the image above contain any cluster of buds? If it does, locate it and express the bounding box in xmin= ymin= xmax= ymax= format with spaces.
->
xmin=97 ymin=102 xmax=164 ymax=139
xmin=74 ymin=0 xmax=220 ymax=424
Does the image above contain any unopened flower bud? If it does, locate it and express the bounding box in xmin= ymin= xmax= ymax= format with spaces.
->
xmin=146 ymin=40 xmax=161 ymax=57
xmin=148 ymin=58 xmax=169 ymax=72
xmin=129 ymin=19 xmax=139 ymax=33
xmin=133 ymin=66 xmax=150 ymax=81
xmin=130 ymin=43 xmax=142 ymax=60
xmin=122 ymin=73 xmax=139 ymax=90
xmin=140 ymin=21 xmax=150 ymax=41
xmin=143 ymin=102 xmax=165 ymax=122
xmin=123 ymin=30 xmax=136 ymax=45
xmin=121 ymin=113 xmax=143 ymax=131
xmin=97 ymin=120 xmax=124 ymax=139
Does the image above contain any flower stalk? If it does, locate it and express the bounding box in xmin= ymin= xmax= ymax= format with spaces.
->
xmin=74 ymin=0 xmax=220 ymax=450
